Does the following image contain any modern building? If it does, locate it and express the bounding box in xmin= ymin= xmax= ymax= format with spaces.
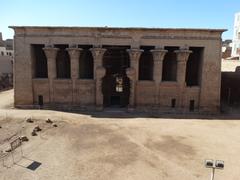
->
xmin=232 ymin=12 xmax=240 ymax=58
xmin=0 ymin=32 xmax=13 ymax=89
xmin=10 ymin=26 xmax=225 ymax=113
xmin=222 ymin=39 xmax=232 ymax=59
xmin=0 ymin=33 xmax=13 ymax=56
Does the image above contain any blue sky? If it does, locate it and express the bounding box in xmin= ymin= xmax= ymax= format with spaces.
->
xmin=1 ymin=0 xmax=240 ymax=40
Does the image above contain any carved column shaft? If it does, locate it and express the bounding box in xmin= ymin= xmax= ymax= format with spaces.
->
xmin=90 ymin=48 xmax=107 ymax=110
xmin=174 ymin=49 xmax=192 ymax=86
xmin=95 ymin=67 xmax=106 ymax=110
xmin=90 ymin=48 xmax=107 ymax=80
xmin=151 ymin=49 xmax=168 ymax=83
xmin=151 ymin=49 xmax=168 ymax=106
xmin=174 ymin=49 xmax=192 ymax=109
xmin=66 ymin=48 xmax=82 ymax=105
xmin=126 ymin=49 xmax=143 ymax=109
xmin=127 ymin=49 xmax=143 ymax=81
xmin=126 ymin=67 xmax=136 ymax=109
xmin=43 ymin=47 xmax=59 ymax=103
xmin=43 ymin=47 xmax=59 ymax=79
xmin=66 ymin=48 xmax=82 ymax=79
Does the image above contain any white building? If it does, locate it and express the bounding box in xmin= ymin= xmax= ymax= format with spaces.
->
xmin=232 ymin=12 xmax=240 ymax=57
xmin=0 ymin=46 xmax=13 ymax=57
xmin=0 ymin=33 xmax=13 ymax=89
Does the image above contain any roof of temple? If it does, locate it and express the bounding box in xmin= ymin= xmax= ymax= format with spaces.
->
xmin=9 ymin=26 xmax=227 ymax=33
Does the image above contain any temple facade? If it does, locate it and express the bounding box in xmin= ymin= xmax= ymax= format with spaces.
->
xmin=10 ymin=26 xmax=225 ymax=113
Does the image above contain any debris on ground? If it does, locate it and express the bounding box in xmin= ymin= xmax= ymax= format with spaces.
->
xmin=31 ymin=130 xmax=37 ymax=136
xmin=5 ymin=148 xmax=11 ymax=152
xmin=34 ymin=126 xmax=42 ymax=132
xmin=46 ymin=118 xmax=53 ymax=124
xmin=0 ymin=126 xmax=2 ymax=128
xmin=53 ymin=124 xmax=58 ymax=127
xmin=20 ymin=136 xmax=29 ymax=142
xmin=26 ymin=118 xmax=34 ymax=123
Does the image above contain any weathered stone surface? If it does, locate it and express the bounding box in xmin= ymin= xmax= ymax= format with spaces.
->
xmin=10 ymin=26 xmax=225 ymax=113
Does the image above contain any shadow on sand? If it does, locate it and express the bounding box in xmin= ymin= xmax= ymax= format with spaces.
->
xmin=33 ymin=106 xmax=240 ymax=120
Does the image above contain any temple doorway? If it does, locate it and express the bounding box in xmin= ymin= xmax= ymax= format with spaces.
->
xmin=102 ymin=46 xmax=130 ymax=107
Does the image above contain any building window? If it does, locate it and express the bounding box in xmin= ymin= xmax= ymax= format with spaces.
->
xmin=55 ymin=44 xmax=70 ymax=79
xmin=139 ymin=46 xmax=154 ymax=80
xmin=78 ymin=45 xmax=93 ymax=79
xmin=162 ymin=46 xmax=178 ymax=81
xmin=1 ymin=51 xmax=4 ymax=56
xmin=32 ymin=44 xmax=48 ymax=78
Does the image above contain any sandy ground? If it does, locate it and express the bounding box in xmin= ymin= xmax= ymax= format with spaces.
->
xmin=0 ymin=90 xmax=240 ymax=180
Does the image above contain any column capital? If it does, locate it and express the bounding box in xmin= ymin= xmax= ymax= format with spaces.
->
xmin=90 ymin=48 xmax=107 ymax=59
xmin=91 ymin=48 xmax=107 ymax=80
xmin=126 ymin=48 xmax=144 ymax=61
xmin=175 ymin=48 xmax=192 ymax=86
xmin=66 ymin=48 xmax=82 ymax=59
xmin=150 ymin=49 xmax=168 ymax=61
xmin=174 ymin=49 xmax=192 ymax=62
xmin=43 ymin=47 xmax=59 ymax=59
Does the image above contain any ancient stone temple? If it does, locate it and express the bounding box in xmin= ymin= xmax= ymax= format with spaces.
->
xmin=10 ymin=26 xmax=225 ymax=113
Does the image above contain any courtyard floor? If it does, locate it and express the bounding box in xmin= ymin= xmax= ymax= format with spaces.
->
xmin=0 ymin=89 xmax=240 ymax=180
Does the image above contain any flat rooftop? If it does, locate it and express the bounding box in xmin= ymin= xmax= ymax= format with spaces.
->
xmin=9 ymin=26 xmax=227 ymax=33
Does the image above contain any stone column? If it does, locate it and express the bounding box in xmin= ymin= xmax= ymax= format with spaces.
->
xmin=66 ymin=48 xmax=82 ymax=79
xmin=127 ymin=48 xmax=143 ymax=80
xmin=95 ymin=67 xmax=106 ymax=110
xmin=126 ymin=67 xmax=136 ymax=110
xmin=126 ymin=48 xmax=143 ymax=110
xmin=174 ymin=47 xmax=192 ymax=109
xmin=90 ymin=48 xmax=107 ymax=110
xmin=43 ymin=47 xmax=59 ymax=103
xmin=150 ymin=48 xmax=168 ymax=106
xmin=174 ymin=48 xmax=192 ymax=86
xmin=66 ymin=48 xmax=82 ymax=105
xmin=90 ymin=48 xmax=107 ymax=79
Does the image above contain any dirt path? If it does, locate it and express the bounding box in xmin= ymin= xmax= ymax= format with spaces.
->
xmin=0 ymin=89 xmax=13 ymax=109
